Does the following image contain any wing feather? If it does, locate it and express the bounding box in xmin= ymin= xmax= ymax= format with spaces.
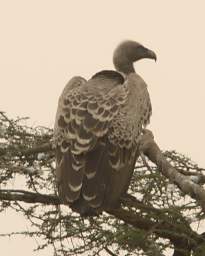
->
xmin=55 ymin=77 xmax=128 ymax=155
xmin=54 ymin=72 xmax=152 ymax=215
xmin=54 ymin=76 xmax=129 ymax=212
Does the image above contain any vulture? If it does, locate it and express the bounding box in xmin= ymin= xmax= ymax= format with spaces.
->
xmin=54 ymin=40 xmax=156 ymax=216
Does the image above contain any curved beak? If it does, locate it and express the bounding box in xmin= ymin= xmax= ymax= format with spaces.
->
xmin=136 ymin=45 xmax=157 ymax=62
xmin=147 ymin=49 xmax=157 ymax=62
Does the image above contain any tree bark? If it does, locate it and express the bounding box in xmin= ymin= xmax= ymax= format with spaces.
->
xmin=139 ymin=130 xmax=205 ymax=213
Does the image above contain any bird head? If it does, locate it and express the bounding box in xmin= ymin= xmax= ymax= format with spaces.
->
xmin=113 ymin=40 xmax=157 ymax=74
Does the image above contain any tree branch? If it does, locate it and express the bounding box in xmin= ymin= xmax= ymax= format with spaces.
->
xmin=20 ymin=143 xmax=53 ymax=156
xmin=140 ymin=130 xmax=205 ymax=212
xmin=1 ymin=188 xmax=204 ymax=254
xmin=0 ymin=142 xmax=53 ymax=157
xmin=0 ymin=189 xmax=60 ymax=205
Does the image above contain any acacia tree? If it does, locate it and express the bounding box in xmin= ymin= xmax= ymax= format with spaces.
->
xmin=0 ymin=111 xmax=205 ymax=256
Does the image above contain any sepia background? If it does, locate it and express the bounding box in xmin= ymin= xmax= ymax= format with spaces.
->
xmin=0 ymin=0 xmax=205 ymax=255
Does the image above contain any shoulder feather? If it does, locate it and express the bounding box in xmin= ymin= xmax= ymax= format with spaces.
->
xmin=54 ymin=76 xmax=128 ymax=155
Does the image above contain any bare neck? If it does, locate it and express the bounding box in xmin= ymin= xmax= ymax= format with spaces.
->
xmin=113 ymin=52 xmax=135 ymax=75
xmin=118 ymin=62 xmax=135 ymax=75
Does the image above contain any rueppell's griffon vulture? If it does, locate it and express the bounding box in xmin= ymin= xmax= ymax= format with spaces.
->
xmin=53 ymin=40 xmax=156 ymax=216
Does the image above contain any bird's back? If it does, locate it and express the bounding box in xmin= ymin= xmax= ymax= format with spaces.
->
xmin=54 ymin=39 xmax=155 ymax=216
xmin=54 ymin=71 xmax=151 ymax=216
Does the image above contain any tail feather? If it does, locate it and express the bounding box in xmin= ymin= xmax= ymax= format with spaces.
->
xmin=82 ymin=144 xmax=107 ymax=208
xmin=56 ymin=148 xmax=84 ymax=203
xmin=101 ymin=142 xmax=139 ymax=209
xmin=82 ymin=141 xmax=139 ymax=210
xmin=56 ymin=141 xmax=139 ymax=216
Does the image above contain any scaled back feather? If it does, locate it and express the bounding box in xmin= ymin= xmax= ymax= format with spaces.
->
xmin=54 ymin=40 xmax=156 ymax=216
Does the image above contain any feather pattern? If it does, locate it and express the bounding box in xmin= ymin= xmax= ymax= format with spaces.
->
xmin=54 ymin=40 xmax=155 ymax=216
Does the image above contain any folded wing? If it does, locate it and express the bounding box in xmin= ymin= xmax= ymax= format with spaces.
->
xmin=54 ymin=73 xmax=130 ymax=214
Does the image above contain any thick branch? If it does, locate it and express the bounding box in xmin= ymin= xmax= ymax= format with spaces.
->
xmin=0 ymin=189 xmax=60 ymax=204
xmin=20 ymin=142 xmax=52 ymax=156
xmin=0 ymin=142 xmax=52 ymax=157
xmin=0 ymin=188 xmax=204 ymax=254
xmin=140 ymin=130 xmax=205 ymax=212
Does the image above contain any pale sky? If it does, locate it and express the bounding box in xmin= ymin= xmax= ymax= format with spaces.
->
xmin=0 ymin=1 xmax=205 ymax=255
